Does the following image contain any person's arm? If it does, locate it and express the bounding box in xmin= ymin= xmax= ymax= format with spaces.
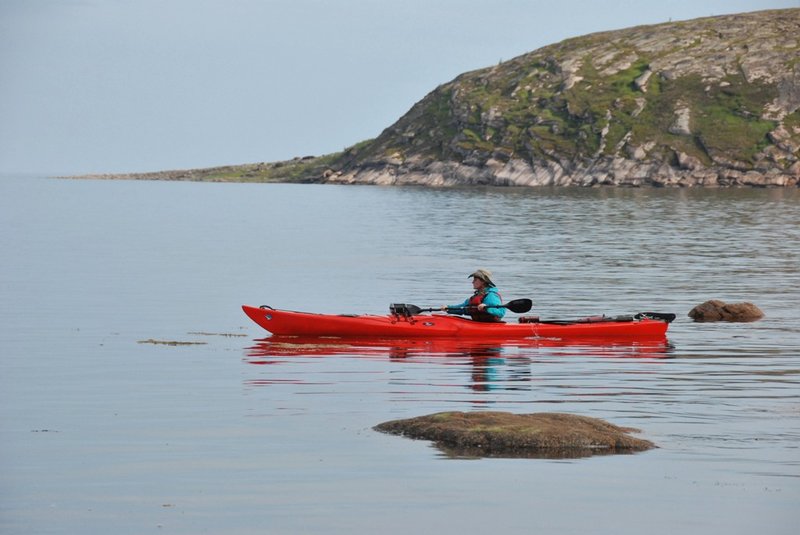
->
xmin=442 ymin=298 xmax=470 ymax=314
xmin=481 ymin=292 xmax=505 ymax=318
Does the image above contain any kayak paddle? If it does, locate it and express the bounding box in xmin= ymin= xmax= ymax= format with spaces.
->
xmin=391 ymin=298 xmax=533 ymax=316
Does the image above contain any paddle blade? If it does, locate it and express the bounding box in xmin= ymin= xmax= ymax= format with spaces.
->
xmin=504 ymin=298 xmax=533 ymax=313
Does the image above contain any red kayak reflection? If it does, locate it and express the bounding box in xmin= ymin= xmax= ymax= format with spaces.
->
xmin=244 ymin=335 xmax=672 ymax=393
xmin=245 ymin=335 xmax=673 ymax=361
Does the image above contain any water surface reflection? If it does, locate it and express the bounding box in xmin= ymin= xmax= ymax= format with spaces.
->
xmin=244 ymin=336 xmax=673 ymax=393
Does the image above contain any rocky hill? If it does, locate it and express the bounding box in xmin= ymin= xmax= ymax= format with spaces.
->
xmin=89 ymin=9 xmax=800 ymax=187
xmin=327 ymin=8 xmax=799 ymax=187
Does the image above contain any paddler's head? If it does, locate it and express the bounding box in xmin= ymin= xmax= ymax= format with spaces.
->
xmin=469 ymin=269 xmax=495 ymax=290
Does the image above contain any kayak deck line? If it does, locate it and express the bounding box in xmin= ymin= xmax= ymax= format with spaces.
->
xmin=242 ymin=305 xmax=674 ymax=340
xmin=521 ymin=312 xmax=676 ymax=325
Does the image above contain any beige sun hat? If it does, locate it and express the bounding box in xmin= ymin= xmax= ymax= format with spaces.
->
xmin=468 ymin=269 xmax=496 ymax=287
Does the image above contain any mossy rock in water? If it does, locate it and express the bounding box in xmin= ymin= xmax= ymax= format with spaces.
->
xmin=374 ymin=411 xmax=655 ymax=459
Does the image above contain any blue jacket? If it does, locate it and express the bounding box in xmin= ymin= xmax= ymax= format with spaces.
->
xmin=449 ymin=287 xmax=506 ymax=320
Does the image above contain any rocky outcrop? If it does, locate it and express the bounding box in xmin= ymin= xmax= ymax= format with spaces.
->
xmin=326 ymin=9 xmax=800 ymax=187
xmin=78 ymin=9 xmax=800 ymax=187
xmin=374 ymin=411 xmax=655 ymax=458
xmin=688 ymin=300 xmax=765 ymax=322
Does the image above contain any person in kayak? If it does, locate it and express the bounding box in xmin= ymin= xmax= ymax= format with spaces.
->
xmin=442 ymin=269 xmax=506 ymax=322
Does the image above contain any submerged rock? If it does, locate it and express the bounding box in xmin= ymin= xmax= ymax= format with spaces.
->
xmin=374 ymin=411 xmax=655 ymax=459
xmin=688 ymin=300 xmax=765 ymax=322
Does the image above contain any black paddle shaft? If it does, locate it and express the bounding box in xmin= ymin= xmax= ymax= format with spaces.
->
xmin=390 ymin=298 xmax=533 ymax=316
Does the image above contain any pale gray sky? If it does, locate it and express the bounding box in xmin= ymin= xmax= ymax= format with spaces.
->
xmin=1 ymin=0 xmax=796 ymax=174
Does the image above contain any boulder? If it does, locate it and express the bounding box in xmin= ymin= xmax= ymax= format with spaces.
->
xmin=634 ymin=69 xmax=653 ymax=92
xmin=668 ymin=104 xmax=692 ymax=136
xmin=677 ymin=151 xmax=704 ymax=170
xmin=374 ymin=411 xmax=655 ymax=459
xmin=688 ymin=300 xmax=764 ymax=322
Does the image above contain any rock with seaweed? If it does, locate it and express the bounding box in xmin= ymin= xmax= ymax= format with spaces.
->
xmin=374 ymin=411 xmax=656 ymax=459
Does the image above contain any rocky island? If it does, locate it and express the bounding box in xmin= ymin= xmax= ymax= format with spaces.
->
xmin=83 ymin=9 xmax=800 ymax=187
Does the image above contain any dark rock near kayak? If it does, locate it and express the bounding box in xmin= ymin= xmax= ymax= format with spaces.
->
xmin=374 ymin=411 xmax=655 ymax=459
xmin=688 ymin=300 xmax=765 ymax=322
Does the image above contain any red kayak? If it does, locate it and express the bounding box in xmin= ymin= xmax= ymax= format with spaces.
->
xmin=242 ymin=305 xmax=674 ymax=340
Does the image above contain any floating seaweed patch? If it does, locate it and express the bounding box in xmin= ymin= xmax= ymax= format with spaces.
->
xmin=137 ymin=339 xmax=207 ymax=346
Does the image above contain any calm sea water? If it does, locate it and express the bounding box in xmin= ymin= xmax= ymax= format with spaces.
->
xmin=1 ymin=176 xmax=798 ymax=534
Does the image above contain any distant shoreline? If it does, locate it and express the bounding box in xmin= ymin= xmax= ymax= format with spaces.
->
xmin=63 ymin=161 xmax=799 ymax=188
xmin=62 ymin=155 xmax=336 ymax=184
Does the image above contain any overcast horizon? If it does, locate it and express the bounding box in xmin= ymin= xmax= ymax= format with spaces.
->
xmin=1 ymin=0 xmax=796 ymax=175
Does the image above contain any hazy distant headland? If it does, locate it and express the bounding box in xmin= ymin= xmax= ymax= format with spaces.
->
xmin=77 ymin=9 xmax=800 ymax=187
